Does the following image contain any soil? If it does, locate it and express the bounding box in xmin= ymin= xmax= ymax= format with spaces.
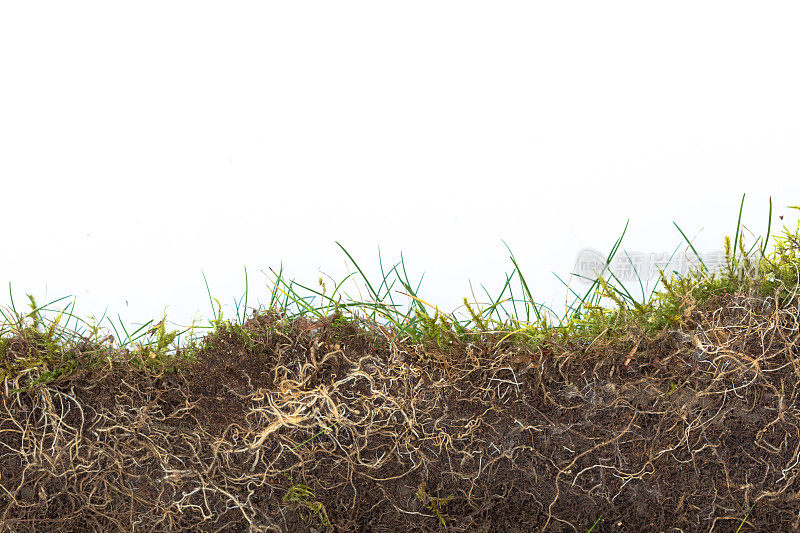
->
xmin=2 ymin=292 xmax=800 ymax=532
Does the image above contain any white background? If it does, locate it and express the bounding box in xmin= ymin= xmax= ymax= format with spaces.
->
xmin=2 ymin=2 xmax=798 ymax=336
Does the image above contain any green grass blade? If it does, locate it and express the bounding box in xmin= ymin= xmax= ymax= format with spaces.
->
xmin=201 ymin=271 xmax=217 ymax=323
xmin=732 ymin=193 xmax=746 ymax=265
xmin=267 ymin=268 xmax=326 ymax=319
xmin=267 ymin=262 xmax=285 ymax=310
xmin=243 ymin=265 xmax=249 ymax=323
xmin=647 ymin=242 xmax=683 ymax=301
xmin=501 ymin=240 xmax=542 ymax=324
xmin=480 ymin=273 xmax=514 ymax=324
xmin=115 ymin=314 xmax=132 ymax=345
xmin=24 ymin=295 xmax=74 ymax=324
xmin=570 ymin=220 xmax=630 ymax=320
xmin=622 ymin=249 xmax=647 ymax=303
xmin=335 ymin=242 xmax=380 ymax=306
xmin=565 ymin=268 xmax=605 ymax=319
xmin=8 ymin=283 xmax=18 ymax=324
xmin=761 ymin=196 xmax=773 ymax=257
xmin=396 ymin=251 xmax=428 ymax=323
xmin=672 ymin=221 xmax=708 ymax=273
xmin=376 ymin=247 xmax=405 ymax=318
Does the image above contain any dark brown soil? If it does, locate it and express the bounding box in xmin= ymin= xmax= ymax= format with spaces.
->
xmin=2 ymin=291 xmax=800 ymax=532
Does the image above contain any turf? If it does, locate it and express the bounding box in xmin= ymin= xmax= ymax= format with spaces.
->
xmin=1 ymin=196 xmax=799 ymax=532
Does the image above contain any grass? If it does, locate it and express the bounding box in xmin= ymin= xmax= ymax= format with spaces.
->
xmin=1 ymin=195 xmax=798 ymax=531
xmin=6 ymin=195 xmax=789 ymax=380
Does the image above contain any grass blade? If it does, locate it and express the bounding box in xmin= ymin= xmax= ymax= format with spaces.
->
xmin=732 ymin=193 xmax=746 ymax=265
xmin=672 ymin=222 xmax=708 ymax=273
xmin=762 ymin=196 xmax=773 ymax=256
xmin=501 ymin=240 xmax=542 ymax=325
xmin=201 ymin=271 xmax=217 ymax=323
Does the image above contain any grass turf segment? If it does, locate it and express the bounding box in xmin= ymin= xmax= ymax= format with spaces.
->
xmin=1 ymin=196 xmax=799 ymax=531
